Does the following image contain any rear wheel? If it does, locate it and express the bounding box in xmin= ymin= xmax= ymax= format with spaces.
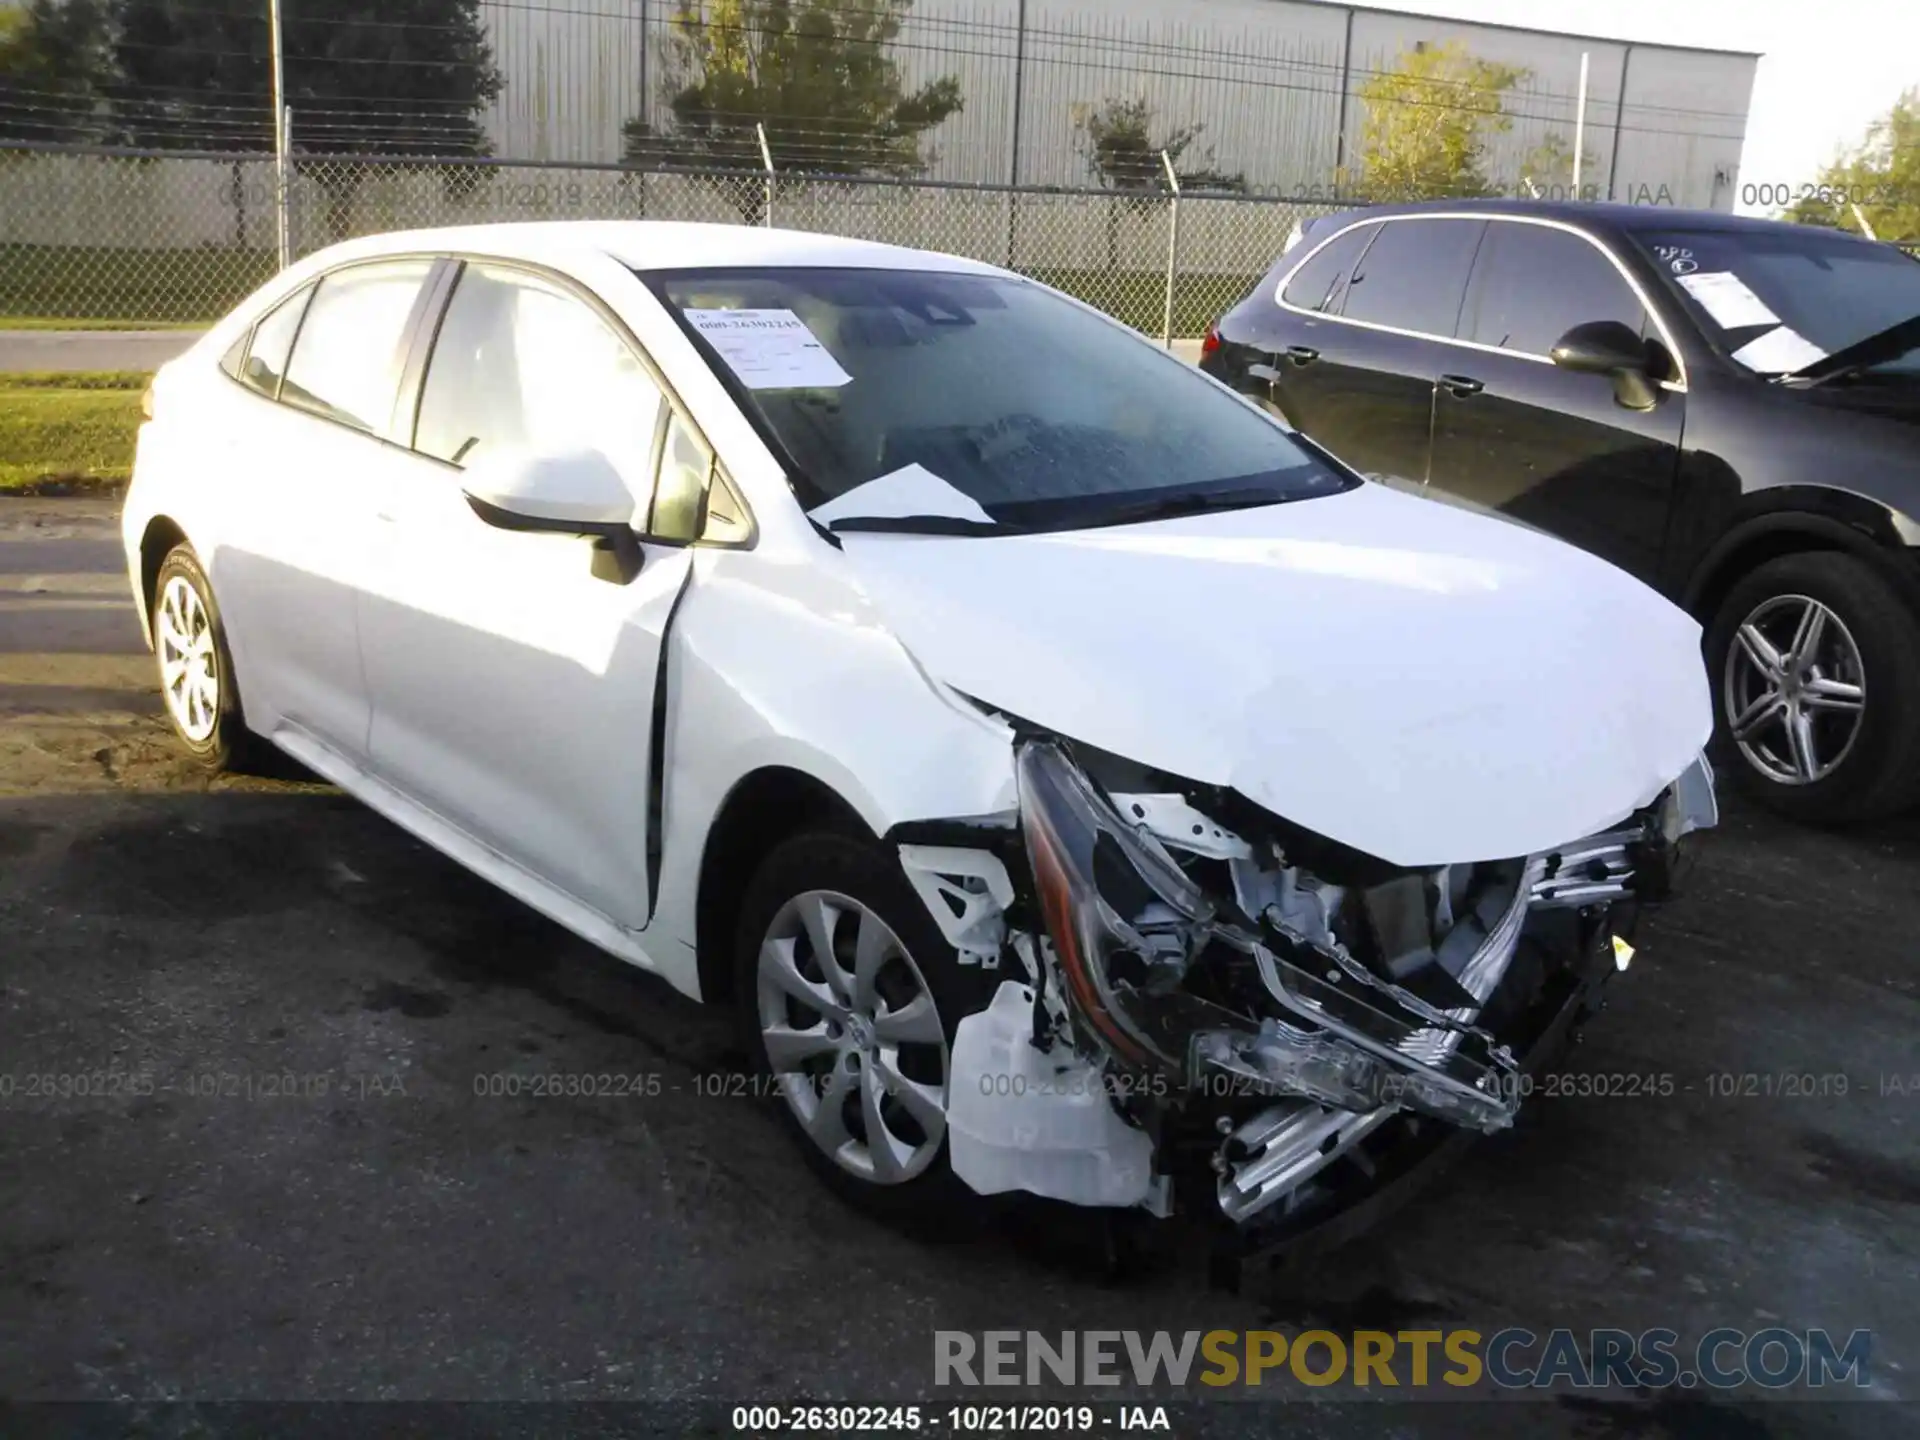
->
xmin=733 ymin=831 xmax=998 ymax=1228
xmin=152 ymin=546 xmax=254 ymax=773
xmin=1705 ymin=551 xmax=1920 ymax=822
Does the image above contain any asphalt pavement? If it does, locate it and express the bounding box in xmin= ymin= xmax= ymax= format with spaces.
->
xmin=0 ymin=499 xmax=1915 ymax=1437
xmin=0 ymin=330 xmax=205 ymax=374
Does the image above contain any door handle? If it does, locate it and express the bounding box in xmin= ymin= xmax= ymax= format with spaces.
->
xmin=1284 ymin=345 xmax=1320 ymax=365
xmin=1440 ymin=373 xmax=1485 ymax=398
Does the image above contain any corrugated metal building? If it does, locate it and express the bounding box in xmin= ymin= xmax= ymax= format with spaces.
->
xmin=478 ymin=0 xmax=1760 ymax=209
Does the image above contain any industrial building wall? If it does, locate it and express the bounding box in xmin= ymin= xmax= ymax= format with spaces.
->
xmin=473 ymin=0 xmax=1757 ymax=209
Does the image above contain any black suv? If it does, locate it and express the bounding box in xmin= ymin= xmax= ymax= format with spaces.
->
xmin=1203 ymin=199 xmax=1920 ymax=823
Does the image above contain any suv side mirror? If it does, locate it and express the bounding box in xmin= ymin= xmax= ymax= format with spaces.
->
xmin=462 ymin=447 xmax=644 ymax=582
xmin=1550 ymin=320 xmax=1660 ymax=411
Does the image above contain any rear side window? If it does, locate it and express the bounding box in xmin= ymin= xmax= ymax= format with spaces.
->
xmin=1280 ymin=223 xmax=1375 ymax=313
xmin=1463 ymin=222 xmax=1647 ymax=356
xmin=236 ymin=285 xmax=311 ymax=399
xmin=1338 ymin=218 xmax=1486 ymax=338
xmin=280 ymin=260 xmax=433 ymax=433
xmin=414 ymin=262 xmax=665 ymax=487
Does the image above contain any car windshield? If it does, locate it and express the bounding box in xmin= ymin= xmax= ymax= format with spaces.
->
xmin=1636 ymin=226 xmax=1920 ymax=376
xmin=648 ymin=266 xmax=1351 ymax=531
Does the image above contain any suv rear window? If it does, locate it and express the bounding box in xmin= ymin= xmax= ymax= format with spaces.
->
xmin=1280 ymin=223 xmax=1375 ymax=313
xmin=1338 ymin=218 xmax=1486 ymax=338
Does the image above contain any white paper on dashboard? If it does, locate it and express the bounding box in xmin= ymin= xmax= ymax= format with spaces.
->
xmin=1730 ymin=325 xmax=1828 ymax=374
xmin=684 ymin=308 xmax=854 ymax=389
xmin=1677 ymin=271 xmax=1780 ymax=330
xmin=808 ymin=464 xmax=996 ymax=527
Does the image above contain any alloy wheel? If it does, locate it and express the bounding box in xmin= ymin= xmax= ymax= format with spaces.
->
xmin=156 ymin=574 xmax=219 ymax=743
xmin=1723 ymin=592 xmax=1866 ymax=786
xmin=755 ymin=889 xmax=949 ymax=1185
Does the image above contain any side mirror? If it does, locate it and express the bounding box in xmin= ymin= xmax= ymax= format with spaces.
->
xmin=461 ymin=447 xmax=643 ymax=582
xmin=1550 ymin=320 xmax=1660 ymax=410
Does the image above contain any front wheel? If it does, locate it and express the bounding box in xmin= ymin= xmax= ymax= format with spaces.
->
xmin=733 ymin=831 xmax=998 ymax=1228
xmin=1705 ymin=551 xmax=1920 ymax=823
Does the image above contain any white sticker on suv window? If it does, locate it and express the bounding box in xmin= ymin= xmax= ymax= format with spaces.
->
xmin=1677 ymin=271 xmax=1780 ymax=330
xmin=685 ymin=308 xmax=853 ymax=390
xmin=1730 ymin=325 xmax=1827 ymax=374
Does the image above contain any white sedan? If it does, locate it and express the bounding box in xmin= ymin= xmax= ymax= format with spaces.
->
xmin=124 ymin=221 xmax=1716 ymax=1244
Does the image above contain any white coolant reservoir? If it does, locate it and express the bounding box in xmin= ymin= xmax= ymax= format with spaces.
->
xmin=946 ymin=980 xmax=1155 ymax=1208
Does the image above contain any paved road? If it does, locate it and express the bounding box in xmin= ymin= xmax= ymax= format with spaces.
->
xmin=0 ymin=330 xmax=205 ymax=375
xmin=0 ymin=500 xmax=1914 ymax=1436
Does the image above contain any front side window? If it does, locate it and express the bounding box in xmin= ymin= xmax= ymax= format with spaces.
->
xmin=415 ymin=263 xmax=666 ymax=493
xmin=1337 ymin=218 xmax=1486 ymax=338
xmin=1637 ymin=226 xmax=1920 ymax=376
xmin=280 ymin=260 xmax=432 ymax=432
xmin=1463 ymin=223 xmax=1647 ymax=357
xmin=652 ymin=267 xmax=1350 ymax=532
xmin=237 ymin=284 xmax=312 ymax=399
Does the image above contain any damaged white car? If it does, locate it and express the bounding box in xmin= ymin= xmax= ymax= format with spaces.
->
xmin=124 ymin=221 xmax=1717 ymax=1255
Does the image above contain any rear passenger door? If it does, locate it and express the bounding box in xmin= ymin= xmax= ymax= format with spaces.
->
xmin=1426 ymin=220 xmax=1685 ymax=580
xmin=1263 ymin=217 xmax=1484 ymax=487
xmin=212 ymin=258 xmax=436 ymax=757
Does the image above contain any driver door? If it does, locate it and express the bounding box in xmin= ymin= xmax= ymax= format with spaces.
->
xmin=357 ymin=260 xmax=713 ymax=930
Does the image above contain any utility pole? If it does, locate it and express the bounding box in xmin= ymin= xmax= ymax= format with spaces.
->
xmin=269 ymin=0 xmax=290 ymax=269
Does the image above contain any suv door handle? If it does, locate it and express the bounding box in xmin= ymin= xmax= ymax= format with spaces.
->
xmin=1284 ymin=345 xmax=1320 ymax=365
xmin=1440 ymin=373 xmax=1485 ymax=397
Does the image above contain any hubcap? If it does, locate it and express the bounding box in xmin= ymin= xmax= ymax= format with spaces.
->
xmin=1724 ymin=593 xmax=1866 ymax=787
xmin=755 ymin=889 xmax=949 ymax=1185
xmin=156 ymin=575 xmax=219 ymax=743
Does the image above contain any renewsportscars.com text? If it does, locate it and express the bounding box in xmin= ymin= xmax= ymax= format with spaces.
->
xmin=934 ymin=1327 xmax=1872 ymax=1392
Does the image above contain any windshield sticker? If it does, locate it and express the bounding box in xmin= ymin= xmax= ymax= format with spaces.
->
xmin=684 ymin=308 xmax=853 ymax=390
xmin=1677 ymin=271 xmax=1780 ymax=330
xmin=1730 ymin=325 xmax=1828 ymax=375
xmin=807 ymin=463 xmax=995 ymax=528
xmin=1652 ymin=244 xmax=1698 ymax=275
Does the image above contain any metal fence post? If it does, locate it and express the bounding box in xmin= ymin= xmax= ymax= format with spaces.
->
xmin=757 ymin=122 xmax=775 ymax=228
xmin=1160 ymin=150 xmax=1182 ymax=349
xmin=269 ymin=0 xmax=290 ymax=269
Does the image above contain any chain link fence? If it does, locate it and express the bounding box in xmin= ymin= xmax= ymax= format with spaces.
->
xmin=0 ymin=144 xmax=1334 ymax=338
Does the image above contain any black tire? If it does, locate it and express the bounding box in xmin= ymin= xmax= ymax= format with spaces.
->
xmin=1704 ymin=551 xmax=1920 ymax=823
xmin=151 ymin=545 xmax=259 ymax=773
xmin=733 ymin=829 xmax=1002 ymax=1230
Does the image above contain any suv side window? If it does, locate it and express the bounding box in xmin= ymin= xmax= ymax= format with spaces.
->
xmin=235 ymin=284 xmax=312 ymax=399
xmin=1337 ymin=218 xmax=1486 ymax=338
xmin=1279 ymin=223 xmax=1376 ymax=313
xmin=280 ymin=260 xmax=433 ymax=432
xmin=414 ymin=263 xmax=666 ymax=503
xmin=1462 ymin=222 xmax=1648 ymax=357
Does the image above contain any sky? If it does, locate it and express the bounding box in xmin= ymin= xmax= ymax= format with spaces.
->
xmin=1360 ymin=0 xmax=1920 ymax=214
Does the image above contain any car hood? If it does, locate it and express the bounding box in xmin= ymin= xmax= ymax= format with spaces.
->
xmin=838 ymin=481 xmax=1713 ymax=866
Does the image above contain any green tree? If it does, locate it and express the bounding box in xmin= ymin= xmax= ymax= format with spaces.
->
xmin=622 ymin=0 xmax=963 ymax=222
xmin=1516 ymin=130 xmax=1599 ymax=201
xmin=1345 ymin=41 xmax=1527 ymax=201
xmin=1072 ymin=96 xmax=1244 ymax=269
xmin=0 ymin=0 xmax=116 ymax=144
xmin=107 ymin=0 xmax=503 ymax=235
xmin=1787 ymin=89 xmax=1920 ymax=244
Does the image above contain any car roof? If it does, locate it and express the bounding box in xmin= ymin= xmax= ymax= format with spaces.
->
xmin=296 ymin=219 xmax=1006 ymax=278
xmin=1305 ymin=198 xmax=1871 ymax=240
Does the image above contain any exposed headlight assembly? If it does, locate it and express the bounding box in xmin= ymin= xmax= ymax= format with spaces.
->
xmin=1015 ymin=740 xmax=1523 ymax=1130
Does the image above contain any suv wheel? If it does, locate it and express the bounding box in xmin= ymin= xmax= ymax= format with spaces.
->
xmin=1705 ymin=551 xmax=1920 ymax=822
xmin=734 ymin=831 xmax=997 ymax=1228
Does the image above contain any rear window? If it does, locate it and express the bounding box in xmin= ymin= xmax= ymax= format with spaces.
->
xmin=1337 ymin=219 xmax=1486 ymax=338
xmin=1280 ymin=223 xmax=1375 ymax=313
